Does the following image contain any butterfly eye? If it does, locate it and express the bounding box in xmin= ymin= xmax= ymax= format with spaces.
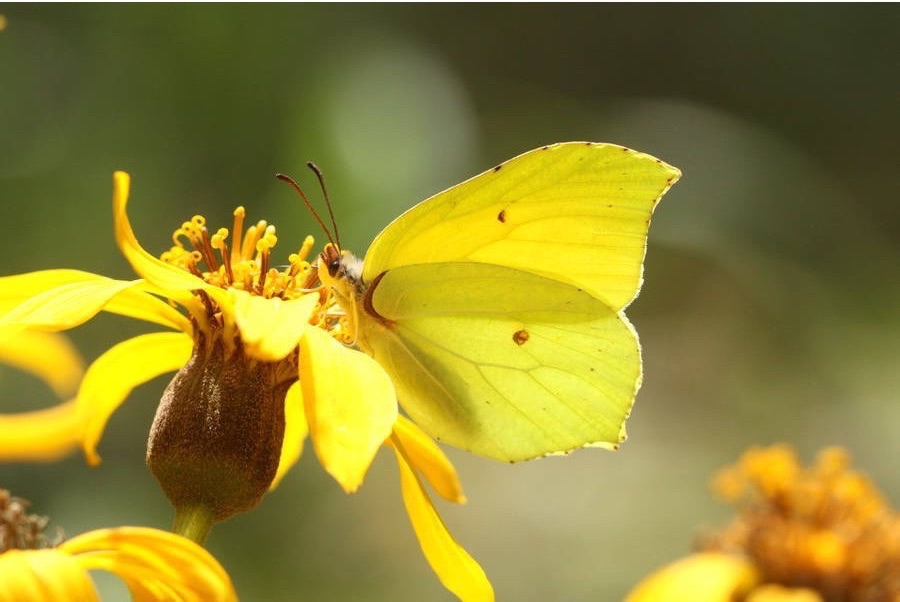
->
xmin=318 ymin=243 xmax=344 ymax=279
xmin=328 ymin=257 xmax=342 ymax=278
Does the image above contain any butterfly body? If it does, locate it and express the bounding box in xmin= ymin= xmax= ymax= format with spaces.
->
xmin=320 ymin=142 xmax=680 ymax=462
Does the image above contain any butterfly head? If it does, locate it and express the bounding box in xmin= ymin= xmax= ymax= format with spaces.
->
xmin=318 ymin=242 xmax=365 ymax=302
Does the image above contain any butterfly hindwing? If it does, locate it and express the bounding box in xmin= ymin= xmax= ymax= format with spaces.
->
xmin=357 ymin=262 xmax=640 ymax=462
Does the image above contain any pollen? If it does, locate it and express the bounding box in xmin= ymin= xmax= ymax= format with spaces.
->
xmin=702 ymin=445 xmax=900 ymax=601
xmin=161 ymin=207 xmax=316 ymax=300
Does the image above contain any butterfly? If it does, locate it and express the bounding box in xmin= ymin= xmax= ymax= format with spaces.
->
xmin=317 ymin=142 xmax=680 ymax=462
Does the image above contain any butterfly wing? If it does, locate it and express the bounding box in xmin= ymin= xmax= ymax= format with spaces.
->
xmin=357 ymin=262 xmax=641 ymax=462
xmin=348 ymin=142 xmax=679 ymax=460
xmin=362 ymin=142 xmax=680 ymax=311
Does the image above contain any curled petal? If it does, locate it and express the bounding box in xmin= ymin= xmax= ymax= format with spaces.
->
xmin=230 ymin=289 xmax=319 ymax=361
xmin=0 ymin=400 xmax=83 ymax=462
xmin=112 ymin=171 xmax=217 ymax=306
xmin=60 ymin=527 xmax=236 ymax=602
xmin=0 ymin=329 xmax=84 ymax=398
xmin=0 ymin=549 xmax=99 ymax=601
xmin=392 ymin=438 xmax=494 ymax=602
xmin=625 ymin=553 xmax=759 ymax=602
xmin=78 ymin=332 xmax=192 ymax=466
xmin=389 ymin=415 xmax=466 ymax=503
xmin=269 ymin=381 xmax=308 ymax=490
xmin=299 ymin=326 xmax=397 ymax=493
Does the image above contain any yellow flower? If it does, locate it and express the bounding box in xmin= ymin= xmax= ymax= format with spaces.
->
xmin=626 ymin=445 xmax=900 ymax=602
xmin=0 ymin=172 xmax=491 ymax=600
xmin=0 ymin=488 xmax=235 ymax=601
xmin=0 ymin=329 xmax=85 ymax=461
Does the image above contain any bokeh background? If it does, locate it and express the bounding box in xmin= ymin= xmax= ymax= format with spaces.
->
xmin=1 ymin=5 xmax=897 ymax=600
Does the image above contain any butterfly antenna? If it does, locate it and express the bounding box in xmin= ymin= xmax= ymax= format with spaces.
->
xmin=275 ymin=172 xmax=338 ymax=250
xmin=307 ymin=161 xmax=341 ymax=250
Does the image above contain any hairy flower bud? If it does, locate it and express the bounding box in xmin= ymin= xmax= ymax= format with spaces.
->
xmin=147 ymin=329 xmax=290 ymax=527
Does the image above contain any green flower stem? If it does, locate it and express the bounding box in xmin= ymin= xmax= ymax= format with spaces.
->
xmin=172 ymin=505 xmax=215 ymax=544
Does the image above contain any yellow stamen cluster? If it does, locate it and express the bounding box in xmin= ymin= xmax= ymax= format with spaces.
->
xmin=703 ymin=445 xmax=899 ymax=601
xmin=161 ymin=207 xmax=318 ymax=300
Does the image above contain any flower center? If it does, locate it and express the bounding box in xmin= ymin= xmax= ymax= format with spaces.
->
xmin=703 ymin=446 xmax=899 ymax=601
xmin=161 ymin=207 xmax=317 ymax=299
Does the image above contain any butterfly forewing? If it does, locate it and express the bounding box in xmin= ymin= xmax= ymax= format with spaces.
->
xmin=362 ymin=142 xmax=680 ymax=311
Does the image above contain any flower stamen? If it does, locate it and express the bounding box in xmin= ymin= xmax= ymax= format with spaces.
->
xmin=256 ymin=247 xmax=271 ymax=296
xmin=240 ymin=221 xmax=266 ymax=261
xmin=210 ymin=228 xmax=234 ymax=286
xmin=160 ymin=209 xmax=314 ymax=306
xmin=198 ymin=226 xmax=220 ymax=273
xmin=230 ymin=207 xmax=245 ymax=266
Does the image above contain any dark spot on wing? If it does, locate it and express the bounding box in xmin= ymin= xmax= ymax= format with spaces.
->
xmin=497 ymin=209 xmax=507 ymax=223
xmin=513 ymin=329 xmax=530 ymax=346
xmin=493 ymin=164 xmax=503 ymax=172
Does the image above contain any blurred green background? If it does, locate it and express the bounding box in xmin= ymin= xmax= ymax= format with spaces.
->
xmin=1 ymin=5 xmax=898 ymax=601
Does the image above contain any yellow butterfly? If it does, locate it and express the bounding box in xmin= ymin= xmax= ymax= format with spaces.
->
xmin=319 ymin=142 xmax=680 ymax=462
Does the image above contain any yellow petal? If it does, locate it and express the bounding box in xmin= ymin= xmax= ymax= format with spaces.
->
xmin=111 ymin=171 xmax=216 ymax=306
xmin=0 ymin=400 xmax=83 ymax=462
xmin=0 ymin=549 xmax=98 ymax=601
xmin=392 ymin=439 xmax=494 ymax=602
xmin=78 ymin=332 xmax=192 ymax=466
xmin=0 ymin=269 xmax=97 ymax=313
xmin=230 ymin=288 xmax=319 ymax=361
xmin=104 ymin=285 xmax=192 ymax=332
xmin=0 ymin=276 xmax=144 ymax=332
xmin=269 ymin=380 xmax=308 ymax=490
xmin=0 ymin=329 xmax=83 ymax=398
xmin=625 ymin=552 xmax=759 ymax=602
xmin=0 ymin=269 xmax=190 ymax=332
xmin=389 ymin=415 xmax=466 ymax=503
xmin=299 ymin=326 xmax=397 ymax=493
xmin=60 ymin=527 xmax=236 ymax=602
